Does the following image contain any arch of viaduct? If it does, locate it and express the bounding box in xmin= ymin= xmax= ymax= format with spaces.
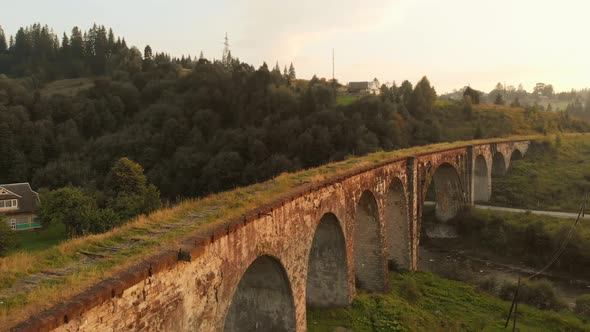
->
xmin=15 ymin=140 xmax=530 ymax=332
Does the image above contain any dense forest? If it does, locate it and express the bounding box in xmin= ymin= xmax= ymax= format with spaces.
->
xmin=0 ymin=23 xmax=589 ymax=237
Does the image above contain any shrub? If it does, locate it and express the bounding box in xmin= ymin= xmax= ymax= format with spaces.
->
xmin=499 ymin=279 xmax=567 ymax=311
xmin=399 ymin=277 xmax=421 ymax=303
xmin=575 ymin=294 xmax=590 ymax=317
xmin=478 ymin=276 xmax=499 ymax=294
xmin=0 ymin=217 xmax=17 ymax=256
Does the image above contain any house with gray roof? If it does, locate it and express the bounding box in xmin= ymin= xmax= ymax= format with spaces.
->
xmin=0 ymin=183 xmax=41 ymax=231
xmin=347 ymin=78 xmax=381 ymax=95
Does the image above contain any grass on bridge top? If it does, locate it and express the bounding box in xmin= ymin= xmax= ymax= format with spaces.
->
xmin=0 ymin=133 xmax=574 ymax=327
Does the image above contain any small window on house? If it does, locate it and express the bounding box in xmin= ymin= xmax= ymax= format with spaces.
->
xmin=0 ymin=199 xmax=18 ymax=209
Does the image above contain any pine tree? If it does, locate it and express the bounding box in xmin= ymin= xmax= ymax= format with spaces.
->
xmin=288 ymin=62 xmax=296 ymax=80
xmin=0 ymin=26 xmax=6 ymax=53
xmin=144 ymin=45 xmax=153 ymax=60
xmin=70 ymin=27 xmax=84 ymax=58
xmin=13 ymin=27 xmax=31 ymax=57
xmin=283 ymin=65 xmax=288 ymax=78
xmin=107 ymin=28 xmax=115 ymax=56
xmin=409 ymin=76 xmax=436 ymax=118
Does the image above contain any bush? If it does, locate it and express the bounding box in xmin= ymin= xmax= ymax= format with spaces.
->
xmin=399 ymin=277 xmax=421 ymax=303
xmin=575 ymin=294 xmax=590 ymax=317
xmin=477 ymin=276 xmax=499 ymax=294
xmin=499 ymin=279 xmax=567 ymax=311
xmin=0 ymin=217 xmax=16 ymax=256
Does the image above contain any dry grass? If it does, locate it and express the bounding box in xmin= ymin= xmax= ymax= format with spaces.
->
xmin=40 ymin=78 xmax=95 ymax=98
xmin=0 ymin=133 xmax=583 ymax=328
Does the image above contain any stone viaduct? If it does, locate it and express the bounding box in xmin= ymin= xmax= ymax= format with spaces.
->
xmin=14 ymin=139 xmax=530 ymax=332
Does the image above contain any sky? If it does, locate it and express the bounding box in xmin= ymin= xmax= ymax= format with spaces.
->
xmin=2 ymin=0 xmax=590 ymax=93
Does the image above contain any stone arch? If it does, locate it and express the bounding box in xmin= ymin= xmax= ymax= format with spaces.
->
xmin=384 ymin=178 xmax=410 ymax=269
xmin=474 ymin=155 xmax=490 ymax=202
xmin=492 ymin=152 xmax=507 ymax=176
xmin=506 ymin=149 xmax=523 ymax=172
xmin=223 ymin=255 xmax=296 ymax=332
xmin=511 ymin=149 xmax=523 ymax=162
xmin=353 ymin=190 xmax=385 ymax=292
xmin=430 ymin=163 xmax=464 ymax=222
xmin=306 ymin=213 xmax=349 ymax=307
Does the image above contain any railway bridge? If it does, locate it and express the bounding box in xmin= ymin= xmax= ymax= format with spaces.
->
xmin=15 ymin=139 xmax=529 ymax=332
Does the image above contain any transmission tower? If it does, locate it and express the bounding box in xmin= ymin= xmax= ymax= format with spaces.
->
xmin=222 ymin=32 xmax=231 ymax=66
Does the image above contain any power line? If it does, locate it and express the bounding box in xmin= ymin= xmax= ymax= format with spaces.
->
xmin=504 ymin=191 xmax=588 ymax=329
xmin=527 ymin=191 xmax=587 ymax=279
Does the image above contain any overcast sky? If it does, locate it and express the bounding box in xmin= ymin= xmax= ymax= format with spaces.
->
xmin=3 ymin=0 xmax=590 ymax=93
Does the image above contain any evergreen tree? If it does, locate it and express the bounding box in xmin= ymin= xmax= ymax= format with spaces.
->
xmin=61 ymin=33 xmax=69 ymax=50
xmin=409 ymin=76 xmax=436 ymax=118
xmin=13 ymin=27 xmax=31 ymax=58
xmin=288 ymin=62 xmax=296 ymax=80
xmin=143 ymin=45 xmax=153 ymax=60
xmin=70 ymin=27 xmax=84 ymax=58
xmin=0 ymin=26 xmax=7 ymax=53
xmin=107 ymin=28 xmax=115 ymax=56
xmin=399 ymin=80 xmax=413 ymax=108
xmin=106 ymin=157 xmax=162 ymax=220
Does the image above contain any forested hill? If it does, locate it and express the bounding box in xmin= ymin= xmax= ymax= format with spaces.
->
xmin=0 ymin=23 xmax=588 ymax=205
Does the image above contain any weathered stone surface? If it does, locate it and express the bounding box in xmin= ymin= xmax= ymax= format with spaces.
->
xmin=12 ymin=140 xmax=529 ymax=332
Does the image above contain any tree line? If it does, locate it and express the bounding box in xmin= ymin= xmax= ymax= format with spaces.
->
xmin=0 ymin=23 xmax=194 ymax=80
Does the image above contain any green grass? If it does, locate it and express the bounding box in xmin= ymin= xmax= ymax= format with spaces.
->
xmin=336 ymin=94 xmax=360 ymax=106
xmin=308 ymin=272 xmax=590 ymax=332
xmin=12 ymin=223 xmax=67 ymax=253
xmin=491 ymin=134 xmax=590 ymax=212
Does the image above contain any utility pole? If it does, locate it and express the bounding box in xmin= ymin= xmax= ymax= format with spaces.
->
xmin=332 ymin=48 xmax=335 ymax=83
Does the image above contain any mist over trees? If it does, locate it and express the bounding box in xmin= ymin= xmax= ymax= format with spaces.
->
xmin=442 ymin=82 xmax=590 ymax=119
